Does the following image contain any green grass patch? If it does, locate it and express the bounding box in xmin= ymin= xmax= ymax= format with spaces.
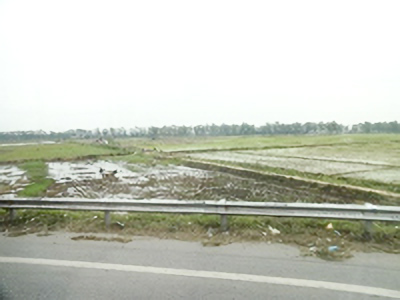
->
xmin=19 ymin=161 xmax=48 ymax=180
xmin=111 ymin=153 xmax=156 ymax=165
xmin=109 ymin=152 xmax=184 ymax=166
xmin=17 ymin=160 xmax=54 ymax=197
xmin=0 ymin=142 xmax=125 ymax=163
xmin=18 ymin=179 xmax=54 ymax=197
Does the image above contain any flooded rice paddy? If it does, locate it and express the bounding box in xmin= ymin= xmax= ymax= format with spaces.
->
xmin=190 ymin=148 xmax=400 ymax=185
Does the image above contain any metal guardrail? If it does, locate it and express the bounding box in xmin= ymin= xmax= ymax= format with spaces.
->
xmin=1 ymin=198 xmax=399 ymax=231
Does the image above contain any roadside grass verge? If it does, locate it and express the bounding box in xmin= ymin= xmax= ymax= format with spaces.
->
xmin=17 ymin=161 xmax=53 ymax=197
xmin=0 ymin=142 xmax=126 ymax=163
xmin=1 ymin=209 xmax=398 ymax=260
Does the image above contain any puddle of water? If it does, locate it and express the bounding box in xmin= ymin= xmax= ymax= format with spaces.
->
xmin=46 ymin=161 xmax=217 ymax=199
xmin=0 ymin=165 xmax=29 ymax=197
xmin=48 ymin=161 xmax=128 ymax=182
xmin=0 ymin=165 xmax=27 ymax=186
xmin=48 ymin=161 xmax=212 ymax=183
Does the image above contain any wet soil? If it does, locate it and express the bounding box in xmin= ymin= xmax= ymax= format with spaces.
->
xmin=0 ymin=165 xmax=29 ymax=197
xmin=1 ymin=159 xmax=397 ymax=205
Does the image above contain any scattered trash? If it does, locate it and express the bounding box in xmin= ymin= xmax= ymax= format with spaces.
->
xmin=326 ymin=223 xmax=333 ymax=230
xmin=309 ymin=246 xmax=317 ymax=253
xmin=112 ymin=222 xmax=125 ymax=229
xmin=261 ymin=231 xmax=267 ymax=236
xmin=117 ymin=222 xmax=125 ymax=228
xmin=188 ymin=222 xmax=192 ymax=225
xmin=93 ymin=216 xmax=98 ymax=219
xmin=328 ymin=246 xmax=339 ymax=252
xmin=268 ymin=225 xmax=280 ymax=235
xmin=334 ymin=230 xmax=341 ymax=236
xmin=206 ymin=227 xmax=214 ymax=238
xmin=326 ymin=238 xmax=331 ymax=242
xmin=63 ymin=214 xmax=68 ymax=217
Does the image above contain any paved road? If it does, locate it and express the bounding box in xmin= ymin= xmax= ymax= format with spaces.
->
xmin=0 ymin=233 xmax=399 ymax=299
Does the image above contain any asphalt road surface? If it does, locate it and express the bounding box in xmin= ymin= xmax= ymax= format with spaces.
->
xmin=0 ymin=233 xmax=399 ymax=299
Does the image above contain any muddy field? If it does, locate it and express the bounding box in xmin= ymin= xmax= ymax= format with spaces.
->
xmin=45 ymin=160 xmax=346 ymax=202
xmin=0 ymin=160 xmax=395 ymax=205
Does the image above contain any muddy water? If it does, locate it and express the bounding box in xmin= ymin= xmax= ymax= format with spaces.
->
xmin=0 ymin=165 xmax=29 ymax=197
xmin=0 ymin=141 xmax=57 ymax=147
xmin=46 ymin=160 xmax=213 ymax=199
xmin=42 ymin=160 xmax=360 ymax=204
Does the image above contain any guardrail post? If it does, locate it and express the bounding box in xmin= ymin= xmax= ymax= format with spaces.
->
xmin=220 ymin=215 xmax=229 ymax=232
xmin=363 ymin=221 xmax=373 ymax=240
xmin=9 ymin=208 xmax=16 ymax=223
xmin=104 ymin=211 xmax=111 ymax=228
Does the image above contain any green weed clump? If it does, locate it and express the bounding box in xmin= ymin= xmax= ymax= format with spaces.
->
xmin=19 ymin=161 xmax=48 ymax=180
xmin=18 ymin=161 xmax=54 ymax=197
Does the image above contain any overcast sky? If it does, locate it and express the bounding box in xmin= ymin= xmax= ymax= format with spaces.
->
xmin=0 ymin=0 xmax=399 ymax=132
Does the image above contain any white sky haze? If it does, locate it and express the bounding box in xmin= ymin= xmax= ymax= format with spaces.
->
xmin=0 ymin=0 xmax=399 ymax=131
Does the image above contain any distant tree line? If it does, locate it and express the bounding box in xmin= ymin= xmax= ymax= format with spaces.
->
xmin=0 ymin=121 xmax=399 ymax=142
